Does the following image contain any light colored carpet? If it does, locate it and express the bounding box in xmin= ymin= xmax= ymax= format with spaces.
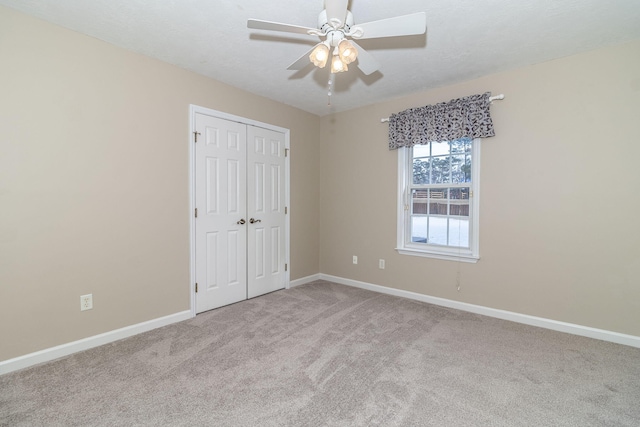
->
xmin=1 ymin=280 xmax=640 ymax=426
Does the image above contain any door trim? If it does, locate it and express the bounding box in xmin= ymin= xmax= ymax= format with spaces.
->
xmin=189 ymin=105 xmax=290 ymax=317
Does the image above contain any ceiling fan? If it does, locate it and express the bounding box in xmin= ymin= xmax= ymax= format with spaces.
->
xmin=247 ymin=0 xmax=427 ymax=78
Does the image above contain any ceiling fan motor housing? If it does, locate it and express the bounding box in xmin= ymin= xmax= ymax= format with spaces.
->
xmin=318 ymin=9 xmax=354 ymax=34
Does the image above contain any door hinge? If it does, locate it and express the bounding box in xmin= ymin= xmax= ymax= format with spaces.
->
xmin=195 ymin=208 xmax=198 ymax=218
xmin=285 ymin=263 xmax=288 ymax=272
xmin=195 ymin=283 xmax=198 ymax=293
xmin=285 ymin=148 xmax=289 ymax=157
xmin=194 ymin=131 xmax=201 ymax=143
xmin=285 ymin=206 xmax=288 ymax=214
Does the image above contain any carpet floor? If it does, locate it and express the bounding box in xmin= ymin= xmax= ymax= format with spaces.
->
xmin=1 ymin=280 xmax=640 ymax=426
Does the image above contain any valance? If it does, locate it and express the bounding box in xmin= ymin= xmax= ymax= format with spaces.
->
xmin=388 ymin=92 xmax=495 ymax=150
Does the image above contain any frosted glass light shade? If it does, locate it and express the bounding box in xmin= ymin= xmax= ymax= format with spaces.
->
xmin=310 ymin=43 xmax=329 ymax=68
xmin=330 ymin=54 xmax=348 ymax=73
xmin=338 ymin=40 xmax=358 ymax=64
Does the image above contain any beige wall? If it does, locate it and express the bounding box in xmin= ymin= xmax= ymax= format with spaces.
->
xmin=0 ymin=6 xmax=320 ymax=361
xmin=320 ymin=40 xmax=640 ymax=337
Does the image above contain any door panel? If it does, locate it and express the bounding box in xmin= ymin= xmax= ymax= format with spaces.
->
xmin=195 ymin=114 xmax=247 ymax=312
xmin=247 ymin=126 xmax=286 ymax=298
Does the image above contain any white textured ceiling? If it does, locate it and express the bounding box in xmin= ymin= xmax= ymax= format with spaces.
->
xmin=2 ymin=0 xmax=640 ymax=116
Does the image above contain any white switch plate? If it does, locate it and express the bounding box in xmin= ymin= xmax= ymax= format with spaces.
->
xmin=379 ymin=259 xmax=385 ymax=269
xmin=353 ymin=255 xmax=358 ymax=264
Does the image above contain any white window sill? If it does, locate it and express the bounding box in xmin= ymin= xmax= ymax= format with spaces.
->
xmin=396 ymin=247 xmax=479 ymax=263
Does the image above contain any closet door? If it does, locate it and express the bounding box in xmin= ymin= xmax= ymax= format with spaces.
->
xmin=246 ymin=126 xmax=287 ymax=298
xmin=195 ymin=114 xmax=248 ymax=312
xmin=194 ymin=113 xmax=287 ymax=313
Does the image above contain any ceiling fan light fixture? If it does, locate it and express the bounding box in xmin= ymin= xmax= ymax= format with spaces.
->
xmin=310 ymin=43 xmax=330 ymax=68
xmin=249 ymin=4 xmax=428 ymax=96
xmin=338 ymin=39 xmax=358 ymax=64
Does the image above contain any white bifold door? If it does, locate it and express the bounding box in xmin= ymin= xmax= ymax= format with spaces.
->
xmin=195 ymin=113 xmax=287 ymax=313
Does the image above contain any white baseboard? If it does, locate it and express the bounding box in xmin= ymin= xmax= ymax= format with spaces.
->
xmin=0 ymin=310 xmax=192 ymax=375
xmin=290 ymin=273 xmax=321 ymax=288
xmin=320 ymin=274 xmax=640 ymax=349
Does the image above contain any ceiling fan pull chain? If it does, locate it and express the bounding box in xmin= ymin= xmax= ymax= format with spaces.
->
xmin=327 ymin=74 xmax=335 ymax=105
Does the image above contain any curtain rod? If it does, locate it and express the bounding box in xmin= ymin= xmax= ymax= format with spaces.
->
xmin=380 ymin=94 xmax=505 ymax=123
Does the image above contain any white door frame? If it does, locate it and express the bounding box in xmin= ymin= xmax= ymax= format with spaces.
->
xmin=189 ymin=105 xmax=290 ymax=317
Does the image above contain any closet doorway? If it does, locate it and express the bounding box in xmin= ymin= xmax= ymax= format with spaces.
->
xmin=190 ymin=106 xmax=290 ymax=313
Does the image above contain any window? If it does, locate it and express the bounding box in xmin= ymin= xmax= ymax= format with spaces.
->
xmin=397 ymin=137 xmax=480 ymax=262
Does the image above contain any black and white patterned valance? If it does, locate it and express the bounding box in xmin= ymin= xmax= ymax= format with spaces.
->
xmin=388 ymin=92 xmax=495 ymax=150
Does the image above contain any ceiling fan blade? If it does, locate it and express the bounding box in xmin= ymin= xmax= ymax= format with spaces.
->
xmin=248 ymin=19 xmax=316 ymax=35
xmin=350 ymin=41 xmax=381 ymax=75
xmin=286 ymin=45 xmax=320 ymax=70
xmin=325 ymin=0 xmax=348 ymax=27
xmin=354 ymin=12 xmax=427 ymax=39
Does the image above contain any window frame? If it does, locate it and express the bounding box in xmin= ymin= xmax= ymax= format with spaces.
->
xmin=396 ymin=138 xmax=481 ymax=263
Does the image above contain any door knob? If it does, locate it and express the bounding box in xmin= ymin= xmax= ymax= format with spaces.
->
xmin=237 ymin=219 xmax=246 ymax=225
xmin=249 ymin=218 xmax=262 ymax=224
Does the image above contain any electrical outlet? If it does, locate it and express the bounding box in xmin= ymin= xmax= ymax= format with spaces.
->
xmin=353 ymin=255 xmax=358 ymax=264
xmin=80 ymin=294 xmax=93 ymax=311
xmin=379 ymin=259 xmax=385 ymax=269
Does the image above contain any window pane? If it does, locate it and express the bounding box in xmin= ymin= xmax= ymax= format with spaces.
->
xmin=451 ymin=137 xmax=472 ymax=154
xmin=412 ymin=158 xmax=430 ymax=184
xmin=464 ymin=154 xmax=472 ymax=182
xmin=449 ymin=188 xmax=470 ymax=217
xmin=428 ymin=217 xmax=448 ymax=245
xmin=431 ymin=141 xmax=450 ymax=156
xmin=428 ymin=188 xmax=448 ymax=215
xmin=451 ymin=155 xmax=466 ymax=183
xmin=413 ymin=144 xmax=430 ymax=158
xmin=430 ymin=156 xmax=450 ymax=183
xmin=411 ymin=189 xmax=428 ymax=214
xmin=448 ymin=218 xmax=470 ymax=248
xmin=411 ymin=216 xmax=427 ymax=243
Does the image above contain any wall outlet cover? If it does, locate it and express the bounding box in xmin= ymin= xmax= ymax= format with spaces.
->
xmin=80 ymin=294 xmax=93 ymax=311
